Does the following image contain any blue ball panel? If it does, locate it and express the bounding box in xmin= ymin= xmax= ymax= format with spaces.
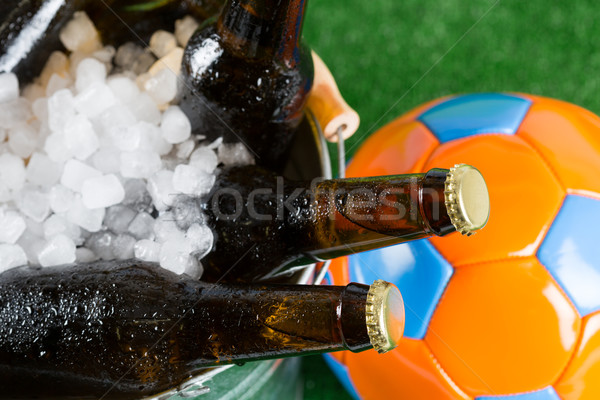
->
xmin=418 ymin=93 xmax=532 ymax=143
xmin=347 ymin=240 xmax=453 ymax=339
xmin=538 ymin=194 xmax=600 ymax=317
xmin=475 ymin=387 xmax=561 ymax=400
xmin=322 ymin=354 xmax=361 ymax=400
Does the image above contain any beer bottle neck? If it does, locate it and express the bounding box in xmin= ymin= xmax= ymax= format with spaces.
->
xmin=184 ymin=281 xmax=376 ymax=363
xmin=322 ymin=168 xmax=455 ymax=237
xmin=291 ymin=165 xmax=490 ymax=268
xmin=217 ymin=0 xmax=307 ymax=66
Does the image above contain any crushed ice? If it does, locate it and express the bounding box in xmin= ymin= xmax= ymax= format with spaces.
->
xmin=0 ymin=12 xmax=255 ymax=276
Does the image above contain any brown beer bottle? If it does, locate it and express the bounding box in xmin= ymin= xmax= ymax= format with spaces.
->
xmin=188 ymin=163 xmax=490 ymax=282
xmin=0 ymin=260 xmax=404 ymax=399
xmin=179 ymin=0 xmax=314 ymax=170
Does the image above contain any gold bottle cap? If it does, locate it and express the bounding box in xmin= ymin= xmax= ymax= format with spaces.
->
xmin=444 ymin=164 xmax=490 ymax=236
xmin=365 ymin=280 xmax=405 ymax=353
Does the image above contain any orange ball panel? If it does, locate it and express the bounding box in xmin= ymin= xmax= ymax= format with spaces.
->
xmin=423 ymin=134 xmax=564 ymax=266
xmin=424 ymin=257 xmax=580 ymax=397
xmin=346 ymin=121 xmax=439 ymax=178
xmin=554 ymin=311 xmax=600 ymax=400
xmin=345 ymin=338 xmax=471 ymax=400
xmin=326 ymin=256 xmax=350 ymax=286
xmin=517 ymin=96 xmax=600 ymax=195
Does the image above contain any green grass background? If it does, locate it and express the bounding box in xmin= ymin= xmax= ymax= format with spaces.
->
xmin=300 ymin=0 xmax=600 ymax=398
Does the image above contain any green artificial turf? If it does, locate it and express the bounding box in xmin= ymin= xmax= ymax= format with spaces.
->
xmin=300 ymin=0 xmax=599 ymax=398
xmin=303 ymin=0 xmax=600 ymax=176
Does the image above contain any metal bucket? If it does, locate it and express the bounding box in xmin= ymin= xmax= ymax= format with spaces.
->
xmin=149 ymin=111 xmax=333 ymax=400
xmin=0 ymin=5 xmax=354 ymax=397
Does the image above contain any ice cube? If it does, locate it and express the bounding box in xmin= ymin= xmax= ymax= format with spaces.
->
xmin=122 ymin=179 xmax=153 ymax=212
xmin=66 ymin=195 xmax=105 ymax=232
xmin=0 ymin=153 xmax=26 ymax=191
xmin=127 ymin=93 xmax=161 ymax=125
xmin=0 ymin=244 xmax=27 ymax=273
xmin=37 ymin=234 xmax=76 ymax=267
xmin=127 ymin=212 xmax=155 ymax=240
xmin=85 ymin=231 xmax=115 ymax=260
xmin=97 ymin=104 xmax=137 ymax=136
xmin=15 ymin=187 xmax=51 ymax=222
xmin=144 ymin=68 xmax=178 ymax=106
xmin=92 ymin=45 xmax=115 ymax=67
xmin=170 ymin=194 xmax=204 ymax=231
xmin=113 ymin=234 xmax=136 ymax=260
xmin=172 ymin=164 xmax=215 ymax=196
xmin=134 ymin=239 xmax=160 ymax=262
xmin=111 ymin=123 xmax=142 ymax=152
xmin=189 ymin=146 xmax=219 ymax=173
xmin=75 ymin=57 xmax=107 ymax=93
xmin=61 ymin=159 xmax=102 ymax=192
xmin=26 ymin=153 xmax=62 ymax=188
xmin=0 ymin=210 xmax=26 ymax=244
xmin=43 ymin=214 xmax=82 ymax=244
xmin=8 ymin=123 xmax=37 ymax=158
xmin=39 ymin=51 xmax=70 ymax=87
xmin=44 ymin=132 xmax=71 ymax=163
xmin=138 ymin=121 xmax=172 ymax=155
xmin=91 ymin=148 xmax=121 ymax=174
xmin=132 ymin=50 xmax=156 ymax=76
xmin=0 ymin=73 xmax=19 ymax=103
xmin=41 ymin=214 xmax=66 ymax=238
xmin=47 ymin=89 xmax=76 ymax=134
xmin=76 ymin=247 xmax=98 ymax=263
xmin=0 ymin=182 xmax=10 ymax=203
xmin=114 ymin=42 xmax=144 ymax=71
xmin=45 ymin=73 xmax=72 ymax=97
xmin=24 ymin=216 xmax=45 ymax=238
xmin=16 ymin=229 xmax=45 ymax=265
xmin=176 ymin=140 xmax=196 ymax=160
xmin=175 ymin=16 xmax=199 ymax=47
xmin=107 ymin=75 xmax=140 ymax=105
xmin=148 ymin=47 xmax=184 ymax=76
xmin=0 ymin=98 xmax=33 ymax=130
xmin=49 ymin=184 xmax=76 ymax=214
xmin=64 ymin=114 xmax=100 ymax=160
xmin=218 ymin=142 xmax=256 ymax=166
xmin=81 ymin=174 xmax=125 ymax=209
xmin=104 ymin=204 xmax=136 ymax=234
xmin=32 ymin=99 xmax=49 ymax=129
xmin=159 ymin=238 xmax=196 ymax=275
xmin=161 ymin=106 xmax=191 ymax=144
xmin=153 ymin=212 xmax=185 ymax=243
xmin=120 ymin=150 xmax=162 ymax=179
xmin=59 ymin=11 xmax=101 ymax=53
xmin=74 ymin=82 xmax=117 ymax=118
xmin=186 ymin=223 xmax=214 ymax=260
xmin=149 ymin=30 xmax=177 ymax=59
xmin=147 ymin=170 xmax=176 ymax=211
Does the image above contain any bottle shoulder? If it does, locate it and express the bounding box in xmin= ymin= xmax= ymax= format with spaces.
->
xmin=183 ymin=25 xmax=312 ymax=87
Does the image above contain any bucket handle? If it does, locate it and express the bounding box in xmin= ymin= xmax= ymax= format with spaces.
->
xmin=307 ymin=51 xmax=360 ymax=144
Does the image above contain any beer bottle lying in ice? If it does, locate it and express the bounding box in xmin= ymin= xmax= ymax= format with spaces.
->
xmin=0 ymin=0 xmax=222 ymax=83
xmin=179 ymin=0 xmax=314 ymax=170
xmin=179 ymin=163 xmax=490 ymax=282
xmin=0 ymin=260 xmax=404 ymax=399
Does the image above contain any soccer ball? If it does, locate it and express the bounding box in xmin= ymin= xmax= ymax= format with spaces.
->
xmin=324 ymin=93 xmax=600 ymax=400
